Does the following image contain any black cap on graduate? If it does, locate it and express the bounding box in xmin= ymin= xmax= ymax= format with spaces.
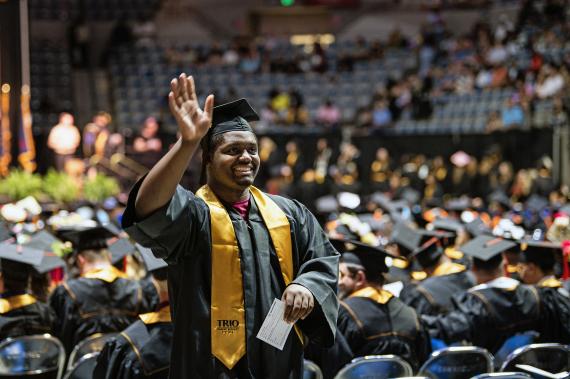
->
xmin=411 ymin=235 xmax=444 ymax=269
xmin=200 ymin=98 xmax=259 ymax=184
xmin=390 ymin=223 xmax=422 ymax=257
xmin=136 ymin=244 xmax=168 ymax=281
xmin=59 ymin=224 xmax=119 ymax=253
xmin=23 ymin=231 xmax=67 ymax=274
xmin=331 ymin=238 xmax=396 ymax=282
xmin=0 ymin=243 xmax=44 ymax=293
xmin=460 ymin=235 xmax=516 ymax=270
xmin=519 ymin=240 xmax=563 ymax=274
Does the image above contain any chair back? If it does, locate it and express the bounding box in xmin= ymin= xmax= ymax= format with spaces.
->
xmin=419 ymin=346 xmax=494 ymax=379
xmin=66 ymin=333 xmax=117 ymax=371
xmin=500 ymin=343 xmax=570 ymax=375
xmin=334 ymin=355 xmax=413 ymax=379
xmin=471 ymin=373 xmax=534 ymax=379
xmin=62 ymin=354 xmax=98 ymax=379
xmin=494 ymin=332 xmax=539 ymax=368
xmin=303 ymin=359 xmax=323 ymax=379
xmin=0 ymin=334 xmax=65 ymax=379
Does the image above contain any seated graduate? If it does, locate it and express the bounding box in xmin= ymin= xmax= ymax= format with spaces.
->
xmin=517 ymin=240 xmax=570 ymax=344
xmin=94 ymin=246 xmax=172 ymax=379
xmin=422 ymin=236 xmax=542 ymax=354
xmin=385 ymin=223 xmax=424 ymax=284
xmin=400 ymin=231 xmax=475 ymax=316
xmin=334 ymin=239 xmax=431 ymax=371
xmin=50 ymin=225 xmax=155 ymax=352
xmin=0 ymin=244 xmax=56 ymax=339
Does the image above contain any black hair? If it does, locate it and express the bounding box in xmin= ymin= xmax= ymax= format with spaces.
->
xmin=199 ymin=133 xmax=227 ymax=185
xmin=473 ymin=254 xmax=503 ymax=271
xmin=1 ymin=260 xmax=31 ymax=293
xmin=343 ymin=262 xmax=385 ymax=286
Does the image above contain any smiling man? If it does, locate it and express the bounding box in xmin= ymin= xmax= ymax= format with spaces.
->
xmin=121 ymin=74 xmax=339 ymax=378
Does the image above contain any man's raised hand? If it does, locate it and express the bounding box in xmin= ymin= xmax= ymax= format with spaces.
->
xmin=168 ymin=73 xmax=214 ymax=143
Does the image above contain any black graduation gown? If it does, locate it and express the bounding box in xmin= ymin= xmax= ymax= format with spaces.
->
xmin=304 ymin=331 xmax=353 ymax=379
xmin=49 ymin=269 xmax=155 ymax=352
xmin=122 ymin=179 xmax=339 ymax=379
xmin=535 ymin=277 xmax=570 ymax=344
xmin=337 ymin=290 xmax=431 ymax=371
xmin=400 ymin=264 xmax=476 ymax=316
xmin=422 ymin=278 xmax=542 ymax=353
xmin=0 ymin=294 xmax=55 ymax=340
xmin=93 ymin=310 xmax=173 ymax=379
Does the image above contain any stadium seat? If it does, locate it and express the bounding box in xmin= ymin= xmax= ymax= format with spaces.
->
xmin=500 ymin=343 xmax=570 ymax=376
xmin=303 ymin=360 xmax=323 ymax=379
xmin=66 ymin=333 xmax=117 ymax=372
xmin=334 ymin=355 xmax=413 ymax=379
xmin=62 ymin=353 xmax=99 ymax=379
xmin=419 ymin=346 xmax=494 ymax=379
xmin=0 ymin=334 xmax=65 ymax=379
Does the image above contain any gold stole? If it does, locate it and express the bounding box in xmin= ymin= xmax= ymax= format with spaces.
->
xmin=0 ymin=294 xmax=38 ymax=314
xmin=139 ymin=305 xmax=172 ymax=325
xmin=196 ymin=185 xmax=301 ymax=370
xmin=350 ymin=286 xmax=393 ymax=304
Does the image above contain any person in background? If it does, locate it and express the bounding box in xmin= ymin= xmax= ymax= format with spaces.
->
xmin=47 ymin=112 xmax=81 ymax=171
xmin=133 ymin=116 xmax=163 ymax=168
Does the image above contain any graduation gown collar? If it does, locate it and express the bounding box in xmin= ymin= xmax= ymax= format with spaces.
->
xmin=82 ymin=266 xmax=127 ymax=283
xmin=139 ymin=305 xmax=172 ymax=325
xmin=0 ymin=294 xmax=37 ymax=314
xmin=470 ymin=276 xmax=519 ymax=292
xmin=538 ymin=276 xmax=562 ymax=288
xmin=349 ymin=286 xmax=393 ymax=304
xmin=432 ymin=261 xmax=466 ymax=277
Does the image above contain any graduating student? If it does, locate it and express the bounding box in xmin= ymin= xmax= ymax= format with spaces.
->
xmin=0 ymin=244 xmax=56 ymax=339
xmin=122 ymin=74 xmax=339 ymax=378
xmin=400 ymin=231 xmax=475 ymax=315
xmin=423 ymin=236 xmax=542 ymax=354
xmin=517 ymin=240 xmax=570 ymax=344
xmin=50 ymin=225 xmax=155 ymax=352
xmin=94 ymin=245 xmax=172 ymax=379
xmin=334 ymin=239 xmax=431 ymax=371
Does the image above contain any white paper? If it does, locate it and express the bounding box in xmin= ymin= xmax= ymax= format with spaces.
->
xmin=383 ymin=281 xmax=404 ymax=297
xmin=256 ymin=299 xmax=294 ymax=350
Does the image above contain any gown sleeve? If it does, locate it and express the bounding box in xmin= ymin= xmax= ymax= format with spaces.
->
xmin=421 ymin=292 xmax=490 ymax=344
xmin=400 ymin=283 xmax=437 ymax=316
xmin=121 ymin=175 xmax=200 ymax=264
xmin=288 ymin=200 xmax=340 ymax=347
xmin=49 ymin=284 xmax=78 ymax=353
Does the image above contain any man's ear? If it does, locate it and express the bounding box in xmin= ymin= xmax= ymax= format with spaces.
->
xmin=355 ymin=270 xmax=367 ymax=286
xmin=77 ymin=254 xmax=86 ymax=266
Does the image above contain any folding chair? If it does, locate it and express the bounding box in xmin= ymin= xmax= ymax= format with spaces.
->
xmin=334 ymin=355 xmax=413 ymax=379
xmin=500 ymin=343 xmax=570 ymax=377
xmin=471 ymin=373 xmax=533 ymax=379
xmin=62 ymin=353 xmax=99 ymax=379
xmin=304 ymin=359 xmax=323 ymax=379
xmin=66 ymin=333 xmax=117 ymax=372
xmin=418 ymin=346 xmax=494 ymax=379
xmin=0 ymin=334 xmax=65 ymax=379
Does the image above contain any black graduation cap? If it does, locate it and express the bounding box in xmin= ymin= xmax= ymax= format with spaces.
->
xmin=391 ymin=223 xmax=422 ymax=255
xmin=525 ymin=195 xmax=549 ymax=213
xmin=0 ymin=243 xmax=44 ymax=266
xmin=59 ymin=224 xmax=119 ymax=252
xmin=108 ymin=238 xmax=137 ymax=265
xmin=136 ymin=244 xmax=167 ymax=273
xmin=411 ymin=236 xmax=444 ymax=268
xmin=487 ymin=190 xmax=512 ymax=209
xmin=445 ymin=198 xmax=472 ymax=212
xmin=519 ymin=240 xmax=561 ymax=270
xmin=331 ymin=238 xmax=395 ymax=274
xmin=202 ymin=98 xmax=259 ymax=150
xmin=465 ymin=217 xmax=492 ymax=237
xmin=357 ymin=213 xmax=387 ymax=232
xmin=432 ymin=219 xmax=464 ymax=235
xmin=459 ymin=235 xmax=517 ymax=261
xmin=23 ymin=231 xmax=67 ymax=274
xmin=0 ymin=222 xmax=12 ymax=243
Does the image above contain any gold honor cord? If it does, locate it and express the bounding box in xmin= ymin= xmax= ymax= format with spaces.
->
xmin=197 ymin=185 xmax=302 ymax=370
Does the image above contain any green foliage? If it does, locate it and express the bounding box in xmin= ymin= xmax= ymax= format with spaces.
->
xmin=0 ymin=170 xmax=43 ymax=201
xmin=83 ymin=173 xmax=120 ymax=203
xmin=43 ymin=169 xmax=80 ymax=204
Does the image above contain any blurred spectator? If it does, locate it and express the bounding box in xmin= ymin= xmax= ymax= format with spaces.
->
xmin=501 ymin=97 xmax=525 ymax=128
xmin=371 ymin=100 xmax=392 ymax=128
xmin=133 ymin=116 xmax=163 ymax=168
xmin=47 ymin=112 xmax=81 ymax=171
xmin=317 ymin=99 xmax=341 ymax=127
xmin=83 ymin=111 xmax=112 ymax=158
xmin=132 ymin=15 xmax=156 ymax=47
xmin=486 ymin=111 xmax=503 ymax=133
xmin=535 ymin=64 xmax=565 ymax=99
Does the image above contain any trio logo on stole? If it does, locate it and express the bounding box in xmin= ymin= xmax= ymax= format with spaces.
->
xmin=216 ymin=319 xmax=240 ymax=335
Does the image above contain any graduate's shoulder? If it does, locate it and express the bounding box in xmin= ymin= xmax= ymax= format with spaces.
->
xmin=265 ymin=193 xmax=313 ymax=217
